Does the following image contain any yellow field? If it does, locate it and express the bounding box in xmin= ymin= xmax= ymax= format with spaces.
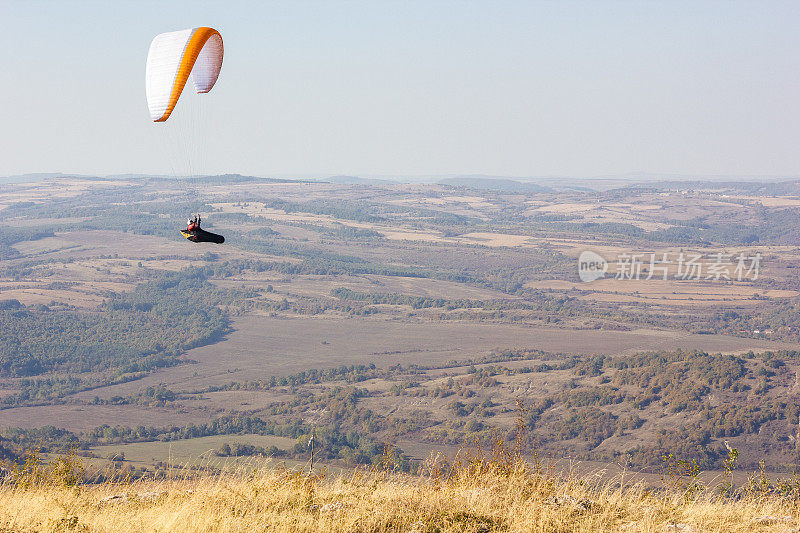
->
xmin=1 ymin=456 xmax=798 ymax=532
xmin=457 ymin=232 xmax=534 ymax=247
xmin=89 ymin=435 xmax=297 ymax=467
xmin=729 ymin=195 xmax=800 ymax=208
xmin=2 ymin=178 xmax=135 ymax=203
xmin=212 ymin=272 xmax=511 ymax=301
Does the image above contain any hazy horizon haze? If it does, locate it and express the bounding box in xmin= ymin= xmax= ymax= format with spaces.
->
xmin=2 ymin=0 xmax=798 ymax=178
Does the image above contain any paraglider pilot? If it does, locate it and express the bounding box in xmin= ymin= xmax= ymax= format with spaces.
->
xmin=187 ymin=214 xmax=201 ymax=232
xmin=181 ymin=214 xmax=223 ymax=244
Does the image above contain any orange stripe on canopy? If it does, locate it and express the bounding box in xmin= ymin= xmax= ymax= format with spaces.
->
xmin=154 ymin=27 xmax=222 ymax=122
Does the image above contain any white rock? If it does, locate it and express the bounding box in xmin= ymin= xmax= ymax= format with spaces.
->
xmin=139 ymin=491 xmax=167 ymax=500
xmin=99 ymin=494 xmax=128 ymax=505
xmin=545 ymin=495 xmax=594 ymax=511
xmin=665 ymin=524 xmax=697 ymax=532
xmin=409 ymin=520 xmax=427 ymax=533
xmin=751 ymin=515 xmax=794 ymax=525
xmin=319 ymin=502 xmax=343 ymax=512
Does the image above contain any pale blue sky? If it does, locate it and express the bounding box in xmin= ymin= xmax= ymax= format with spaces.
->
xmin=1 ymin=0 xmax=798 ymax=178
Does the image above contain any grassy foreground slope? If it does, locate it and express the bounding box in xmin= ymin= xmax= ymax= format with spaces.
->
xmin=1 ymin=454 xmax=799 ymax=532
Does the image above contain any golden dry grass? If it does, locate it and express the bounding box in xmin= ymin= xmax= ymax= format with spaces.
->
xmin=1 ymin=457 xmax=799 ymax=532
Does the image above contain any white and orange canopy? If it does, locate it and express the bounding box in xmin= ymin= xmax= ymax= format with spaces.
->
xmin=145 ymin=27 xmax=223 ymax=122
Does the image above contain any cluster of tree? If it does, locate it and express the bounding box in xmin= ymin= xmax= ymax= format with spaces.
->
xmin=62 ymin=409 xmax=413 ymax=471
xmin=552 ymin=407 xmax=620 ymax=448
xmin=644 ymin=207 xmax=800 ymax=246
xmin=0 ymin=437 xmax=18 ymax=463
xmin=204 ymin=364 xmax=386 ymax=393
xmin=611 ymin=350 xmax=747 ymax=412
xmin=331 ymin=288 xmax=583 ymax=318
xmin=83 ymin=415 xmax=294 ymax=445
xmin=0 ymin=268 xmax=235 ymax=387
xmin=559 ymin=386 xmax=627 ymax=408
xmin=4 ymin=372 xmax=147 ymax=407
xmin=700 ymin=401 xmax=794 ymax=439
xmin=0 ymin=228 xmax=54 ymax=259
xmin=248 ymin=286 xmax=580 ymax=319
xmin=281 ymin=221 xmax=384 ymax=240
xmin=0 ymin=426 xmax=80 ymax=453
xmin=88 ymin=385 xmax=177 ymax=408
xmin=622 ymin=426 xmax=723 ymax=469
xmin=263 ymin=198 xmax=385 ymax=224
xmin=214 ymin=441 xmax=286 ymax=458
xmin=331 ymin=288 xmax=485 ymax=310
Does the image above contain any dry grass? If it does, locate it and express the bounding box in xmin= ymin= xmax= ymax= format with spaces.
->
xmin=2 ymin=451 xmax=800 ymax=532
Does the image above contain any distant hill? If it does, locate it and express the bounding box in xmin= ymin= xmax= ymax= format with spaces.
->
xmin=323 ymin=175 xmax=395 ymax=185
xmin=0 ymin=173 xmax=316 ymax=185
xmin=0 ymin=173 xmax=97 ymax=184
xmin=439 ymin=176 xmax=552 ymax=193
xmin=620 ymin=179 xmax=800 ymax=195
xmin=192 ymin=174 xmax=309 ymax=184
xmin=104 ymin=173 xmax=178 ymax=180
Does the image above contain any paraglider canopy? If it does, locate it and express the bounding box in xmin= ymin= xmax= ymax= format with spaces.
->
xmin=146 ymin=27 xmax=223 ymax=122
xmin=146 ymin=28 xmax=226 ymax=245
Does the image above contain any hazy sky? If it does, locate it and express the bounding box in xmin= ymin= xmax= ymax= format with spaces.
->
xmin=1 ymin=0 xmax=799 ymax=178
